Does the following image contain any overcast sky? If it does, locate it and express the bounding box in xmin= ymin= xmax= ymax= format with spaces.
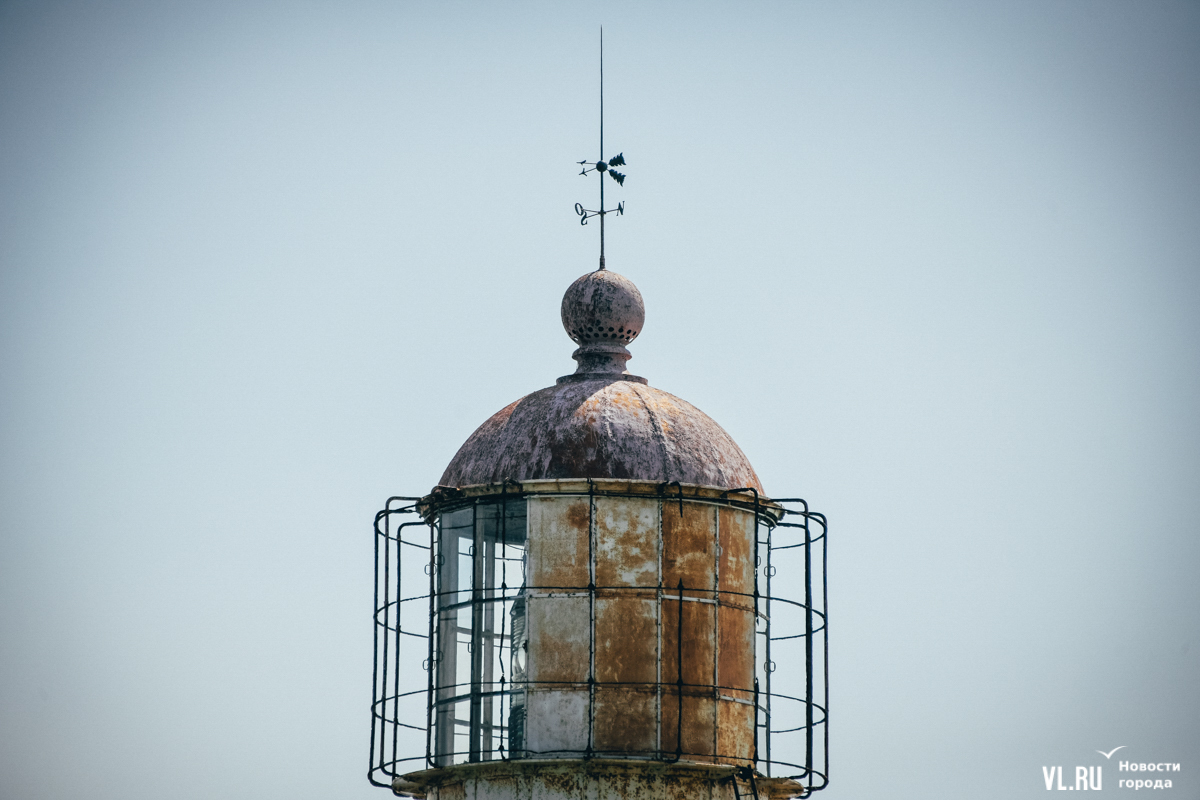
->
xmin=1 ymin=2 xmax=1198 ymax=799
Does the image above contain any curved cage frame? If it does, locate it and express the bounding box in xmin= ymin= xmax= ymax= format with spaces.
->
xmin=369 ymin=483 xmax=827 ymax=794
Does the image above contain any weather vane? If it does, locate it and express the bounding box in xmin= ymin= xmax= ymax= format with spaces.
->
xmin=574 ymin=27 xmax=625 ymax=271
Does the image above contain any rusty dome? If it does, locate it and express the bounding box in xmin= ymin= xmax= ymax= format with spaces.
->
xmin=439 ymin=269 xmax=763 ymax=493
xmin=439 ymin=377 xmax=762 ymax=491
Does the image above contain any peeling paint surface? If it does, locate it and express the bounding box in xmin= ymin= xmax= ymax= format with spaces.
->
xmin=438 ymin=379 xmax=763 ymax=493
xmin=395 ymin=760 xmax=806 ymax=800
xmin=594 ymin=497 xmax=659 ymax=588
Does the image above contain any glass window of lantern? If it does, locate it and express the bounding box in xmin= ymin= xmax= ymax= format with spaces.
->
xmin=433 ymin=499 xmax=527 ymax=765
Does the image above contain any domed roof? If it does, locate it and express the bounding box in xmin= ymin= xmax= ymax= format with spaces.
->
xmin=439 ymin=377 xmax=762 ymax=491
xmin=438 ymin=268 xmax=763 ymax=493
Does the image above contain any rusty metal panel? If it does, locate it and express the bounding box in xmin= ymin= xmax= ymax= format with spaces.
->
xmin=716 ymin=505 xmax=756 ymax=763
xmin=718 ymin=506 xmax=754 ymax=597
xmin=660 ymin=599 xmax=715 ymax=690
xmin=595 ymin=597 xmax=657 ymax=685
xmin=593 ymin=496 xmax=658 ymax=587
xmin=716 ymin=698 xmax=756 ymax=764
xmin=717 ymin=604 xmax=755 ymax=696
xmin=661 ymin=500 xmax=717 ymax=596
xmin=527 ymin=496 xmax=590 ymax=589
xmin=660 ymin=690 xmax=716 ymax=759
xmin=527 ymin=596 xmax=589 ymax=685
xmin=592 ymin=687 xmax=657 ymax=753
xmin=524 ymin=689 xmax=589 ymax=755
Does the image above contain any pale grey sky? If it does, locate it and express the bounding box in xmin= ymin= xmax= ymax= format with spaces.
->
xmin=1 ymin=2 xmax=1198 ymax=798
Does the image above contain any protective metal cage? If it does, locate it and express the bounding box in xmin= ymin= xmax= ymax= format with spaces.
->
xmin=369 ymin=483 xmax=828 ymax=794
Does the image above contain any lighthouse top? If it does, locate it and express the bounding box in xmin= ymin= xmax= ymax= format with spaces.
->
xmin=438 ymin=269 xmax=763 ymax=493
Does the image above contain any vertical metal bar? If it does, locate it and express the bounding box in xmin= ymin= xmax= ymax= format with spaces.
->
xmin=676 ymin=577 xmax=684 ymax=761
xmin=424 ymin=519 xmax=437 ymax=767
xmin=822 ymin=514 xmax=830 ymax=786
xmin=760 ymin=498 xmax=770 ymax=775
xmin=369 ymin=512 xmax=382 ymax=780
xmin=391 ymin=521 xmax=403 ymax=772
xmin=516 ymin=494 xmax=528 ymax=760
xmin=380 ymin=510 xmax=392 ymax=775
xmin=469 ymin=502 xmax=484 ymax=762
xmin=498 ymin=489 xmax=509 ymax=759
xmin=804 ymin=511 xmax=814 ymax=778
xmin=753 ymin=676 xmax=760 ymax=771
xmin=481 ymin=535 xmax=496 ymax=758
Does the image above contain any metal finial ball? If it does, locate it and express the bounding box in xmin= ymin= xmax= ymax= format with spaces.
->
xmin=561 ymin=269 xmax=645 ymax=346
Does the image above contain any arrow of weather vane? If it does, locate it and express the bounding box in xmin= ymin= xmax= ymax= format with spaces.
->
xmin=574 ymin=152 xmax=626 ymax=225
xmin=580 ymin=153 xmax=626 ymax=185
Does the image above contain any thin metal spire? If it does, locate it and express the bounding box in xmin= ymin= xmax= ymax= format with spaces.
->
xmin=574 ymin=27 xmax=626 ymax=272
xmin=597 ymin=26 xmax=600 ymax=268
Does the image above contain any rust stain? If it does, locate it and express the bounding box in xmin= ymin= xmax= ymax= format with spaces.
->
xmin=661 ymin=599 xmax=716 ymax=688
xmin=528 ymin=497 xmax=590 ymax=588
xmin=717 ymin=605 xmax=755 ymax=696
xmin=716 ymin=698 xmax=755 ymax=764
xmin=437 ymin=378 xmax=764 ymax=493
xmin=538 ymin=768 xmax=584 ymax=795
xmin=593 ymin=687 xmax=656 ymax=752
xmin=594 ymin=597 xmax=657 ymax=684
xmin=662 ymin=501 xmax=717 ymax=597
xmin=661 ymin=691 xmax=717 ymax=759
xmin=718 ymin=507 xmax=754 ymax=596
xmin=527 ymin=596 xmax=589 ymax=684
xmin=594 ymin=497 xmax=658 ymax=588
